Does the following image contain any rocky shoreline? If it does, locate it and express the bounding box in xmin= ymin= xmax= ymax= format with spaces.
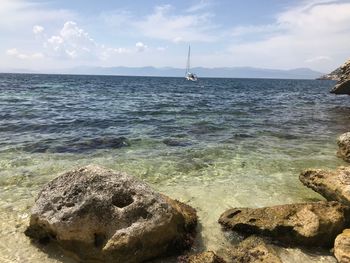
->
xmin=326 ymin=58 xmax=350 ymax=95
xmin=24 ymin=131 xmax=350 ymax=263
xmin=24 ymin=131 xmax=350 ymax=262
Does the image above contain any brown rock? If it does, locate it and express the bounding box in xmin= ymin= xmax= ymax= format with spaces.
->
xmin=331 ymin=80 xmax=350 ymax=95
xmin=300 ymin=167 xmax=350 ymax=205
xmin=231 ymin=236 xmax=282 ymax=263
xmin=218 ymin=201 xmax=350 ymax=247
xmin=25 ymin=165 xmax=197 ymax=263
xmin=178 ymin=251 xmax=226 ymax=263
xmin=335 ymin=229 xmax=350 ymax=263
xmin=337 ymin=133 xmax=350 ymax=162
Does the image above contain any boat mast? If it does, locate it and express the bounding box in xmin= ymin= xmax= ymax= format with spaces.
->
xmin=186 ymin=45 xmax=191 ymax=74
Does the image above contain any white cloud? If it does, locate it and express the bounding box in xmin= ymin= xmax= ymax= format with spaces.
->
xmin=134 ymin=5 xmax=218 ymax=43
xmin=100 ymin=47 xmax=131 ymax=60
xmin=186 ymin=0 xmax=212 ymax=13
xmin=34 ymin=21 xmax=137 ymax=61
xmin=33 ymin=25 xmax=44 ymax=35
xmin=305 ymin=56 xmax=332 ymax=63
xmin=105 ymin=47 xmax=130 ymax=54
xmin=0 ymin=0 xmax=74 ymax=30
xmin=231 ymin=24 xmax=282 ymax=37
xmin=44 ymin=21 xmax=99 ymax=59
xmin=98 ymin=10 xmax=132 ymax=29
xmin=156 ymin=46 xmax=167 ymax=51
xmin=228 ymin=1 xmax=350 ymax=71
xmin=4 ymin=20 xmax=142 ymax=63
xmin=135 ymin=42 xmax=147 ymax=52
xmin=6 ymin=48 xmax=44 ymax=59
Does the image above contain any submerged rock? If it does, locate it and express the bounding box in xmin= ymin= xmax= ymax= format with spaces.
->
xmin=337 ymin=133 xmax=350 ymax=162
xmin=230 ymin=236 xmax=282 ymax=263
xmin=218 ymin=201 xmax=350 ymax=247
xmin=25 ymin=165 xmax=197 ymax=263
xmin=163 ymin=138 xmax=191 ymax=147
xmin=23 ymin=136 xmax=130 ymax=153
xmin=300 ymin=167 xmax=350 ymax=205
xmin=334 ymin=229 xmax=350 ymax=263
xmin=178 ymin=251 xmax=226 ymax=263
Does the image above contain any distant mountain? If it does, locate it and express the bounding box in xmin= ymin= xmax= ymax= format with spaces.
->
xmin=2 ymin=66 xmax=324 ymax=79
xmin=0 ymin=68 xmax=38 ymax=74
xmin=62 ymin=66 xmax=323 ymax=79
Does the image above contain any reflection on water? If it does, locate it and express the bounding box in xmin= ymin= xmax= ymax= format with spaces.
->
xmin=0 ymin=74 xmax=349 ymax=262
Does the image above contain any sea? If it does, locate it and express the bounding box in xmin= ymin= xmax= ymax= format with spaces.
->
xmin=1 ymin=73 xmax=350 ymax=262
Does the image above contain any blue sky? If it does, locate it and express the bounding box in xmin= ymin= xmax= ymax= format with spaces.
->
xmin=1 ymin=0 xmax=350 ymax=72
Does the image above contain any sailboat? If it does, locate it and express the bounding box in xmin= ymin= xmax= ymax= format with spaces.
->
xmin=185 ymin=45 xmax=198 ymax=81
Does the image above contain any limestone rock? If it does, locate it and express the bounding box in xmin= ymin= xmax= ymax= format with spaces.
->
xmin=231 ymin=236 xmax=282 ymax=263
xmin=331 ymin=80 xmax=350 ymax=95
xmin=330 ymin=59 xmax=350 ymax=94
xmin=337 ymin=133 xmax=350 ymax=162
xmin=335 ymin=229 xmax=350 ymax=263
xmin=218 ymin=201 xmax=350 ymax=247
xmin=300 ymin=167 xmax=350 ymax=205
xmin=178 ymin=251 xmax=226 ymax=263
xmin=318 ymin=67 xmax=342 ymax=80
xmin=25 ymin=165 xmax=197 ymax=263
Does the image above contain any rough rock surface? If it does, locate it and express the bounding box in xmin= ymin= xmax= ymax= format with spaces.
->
xmin=332 ymin=80 xmax=350 ymax=95
xmin=178 ymin=251 xmax=226 ymax=263
xmin=300 ymin=167 xmax=350 ymax=206
xmin=330 ymin=59 xmax=350 ymax=94
xmin=25 ymin=165 xmax=197 ymax=263
xmin=218 ymin=201 xmax=350 ymax=247
xmin=318 ymin=67 xmax=342 ymax=80
xmin=230 ymin=236 xmax=282 ymax=263
xmin=337 ymin=133 xmax=350 ymax=162
xmin=334 ymin=229 xmax=350 ymax=263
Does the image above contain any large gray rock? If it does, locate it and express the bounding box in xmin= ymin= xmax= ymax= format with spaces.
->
xmin=230 ymin=236 xmax=282 ymax=263
xmin=300 ymin=167 xmax=350 ymax=206
xmin=337 ymin=133 xmax=350 ymax=162
xmin=334 ymin=229 xmax=350 ymax=263
xmin=218 ymin=201 xmax=350 ymax=247
xmin=25 ymin=165 xmax=197 ymax=263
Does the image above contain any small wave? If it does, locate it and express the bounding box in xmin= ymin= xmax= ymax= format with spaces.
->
xmin=189 ymin=121 xmax=227 ymax=135
xmin=21 ymin=136 xmax=130 ymax=153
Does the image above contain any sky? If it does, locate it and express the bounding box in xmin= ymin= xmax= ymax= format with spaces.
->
xmin=1 ymin=0 xmax=350 ymax=73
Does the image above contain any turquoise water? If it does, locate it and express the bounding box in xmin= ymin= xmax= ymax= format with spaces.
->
xmin=0 ymin=73 xmax=349 ymax=262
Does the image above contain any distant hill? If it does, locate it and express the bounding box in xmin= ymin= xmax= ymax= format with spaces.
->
xmin=1 ymin=66 xmax=324 ymax=79
xmin=62 ymin=66 xmax=323 ymax=79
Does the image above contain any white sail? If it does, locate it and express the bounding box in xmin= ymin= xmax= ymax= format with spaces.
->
xmin=185 ymin=45 xmax=197 ymax=81
xmin=186 ymin=45 xmax=191 ymax=74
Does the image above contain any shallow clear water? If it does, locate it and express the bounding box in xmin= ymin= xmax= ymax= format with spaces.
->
xmin=0 ymin=73 xmax=349 ymax=262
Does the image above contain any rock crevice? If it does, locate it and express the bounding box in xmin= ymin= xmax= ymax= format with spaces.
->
xmin=25 ymin=165 xmax=197 ymax=263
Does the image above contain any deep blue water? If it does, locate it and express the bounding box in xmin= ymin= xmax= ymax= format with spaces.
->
xmin=0 ymin=73 xmax=349 ymax=155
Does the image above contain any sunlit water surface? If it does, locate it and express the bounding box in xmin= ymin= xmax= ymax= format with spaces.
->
xmin=1 ymin=74 xmax=350 ymax=262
